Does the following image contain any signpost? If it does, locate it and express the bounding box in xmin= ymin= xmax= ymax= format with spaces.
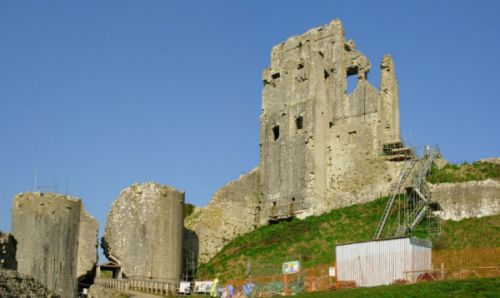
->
xmin=282 ymin=260 xmax=300 ymax=295
xmin=282 ymin=260 xmax=300 ymax=274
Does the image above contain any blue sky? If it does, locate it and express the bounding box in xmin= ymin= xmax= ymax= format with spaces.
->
xmin=1 ymin=1 xmax=499 ymax=256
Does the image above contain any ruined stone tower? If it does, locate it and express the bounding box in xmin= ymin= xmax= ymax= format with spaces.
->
xmin=11 ymin=192 xmax=98 ymax=297
xmin=259 ymin=19 xmax=402 ymax=225
xmin=103 ymin=183 xmax=184 ymax=280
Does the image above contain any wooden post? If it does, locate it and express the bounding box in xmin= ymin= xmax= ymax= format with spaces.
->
xmin=309 ymin=271 xmax=313 ymax=292
xmin=284 ymin=274 xmax=288 ymax=295
xmin=440 ymin=263 xmax=444 ymax=280
xmin=335 ymin=261 xmax=339 ymax=290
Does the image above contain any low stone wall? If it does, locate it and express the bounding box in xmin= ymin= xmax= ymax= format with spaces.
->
xmin=429 ymin=179 xmax=500 ymax=220
xmin=88 ymin=285 xmax=130 ymax=298
xmin=0 ymin=232 xmax=16 ymax=270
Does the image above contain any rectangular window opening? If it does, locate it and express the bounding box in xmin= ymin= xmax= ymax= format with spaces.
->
xmin=272 ymin=72 xmax=281 ymax=79
xmin=296 ymin=116 xmax=304 ymax=130
xmin=272 ymin=125 xmax=280 ymax=140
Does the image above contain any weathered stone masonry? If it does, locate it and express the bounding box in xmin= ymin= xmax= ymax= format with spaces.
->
xmin=12 ymin=192 xmax=98 ymax=298
xmin=103 ymin=183 xmax=184 ymax=280
xmin=259 ymin=19 xmax=403 ymax=224
xmin=184 ymin=168 xmax=260 ymax=263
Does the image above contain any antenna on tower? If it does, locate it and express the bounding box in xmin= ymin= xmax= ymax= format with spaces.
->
xmin=32 ymin=169 xmax=60 ymax=193
xmin=34 ymin=168 xmax=38 ymax=191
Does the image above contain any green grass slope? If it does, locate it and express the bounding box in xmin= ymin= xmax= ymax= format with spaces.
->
xmin=198 ymin=197 xmax=500 ymax=280
xmin=293 ymin=278 xmax=500 ymax=298
xmin=428 ymin=161 xmax=500 ymax=184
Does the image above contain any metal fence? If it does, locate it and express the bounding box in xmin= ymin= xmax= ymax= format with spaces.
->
xmin=94 ymin=277 xmax=179 ymax=295
xmin=405 ymin=247 xmax=500 ymax=282
xmin=224 ymin=247 xmax=499 ymax=297
xmin=92 ymin=248 xmax=498 ymax=297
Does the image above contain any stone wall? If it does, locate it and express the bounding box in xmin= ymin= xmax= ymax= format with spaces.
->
xmin=0 ymin=268 xmax=60 ymax=297
xmin=429 ymin=179 xmax=500 ymax=220
xmin=12 ymin=192 xmax=82 ymax=297
xmin=103 ymin=183 xmax=184 ymax=280
xmin=185 ymin=168 xmax=260 ymax=263
xmin=0 ymin=232 xmax=16 ymax=270
xmin=88 ymin=285 xmax=130 ymax=298
xmin=77 ymin=209 xmax=99 ymax=283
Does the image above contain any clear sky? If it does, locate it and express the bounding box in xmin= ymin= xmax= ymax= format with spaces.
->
xmin=1 ymin=0 xmax=499 ymax=257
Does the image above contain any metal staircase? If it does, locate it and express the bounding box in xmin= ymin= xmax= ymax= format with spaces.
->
xmin=373 ymin=158 xmax=417 ymax=239
xmin=374 ymin=146 xmax=441 ymax=240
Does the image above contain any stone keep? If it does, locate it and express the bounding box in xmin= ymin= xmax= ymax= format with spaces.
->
xmin=103 ymin=183 xmax=184 ymax=280
xmin=12 ymin=192 xmax=82 ymax=297
xmin=259 ymin=19 xmax=403 ymax=224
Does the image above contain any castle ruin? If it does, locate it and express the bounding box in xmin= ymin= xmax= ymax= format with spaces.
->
xmin=186 ymin=19 xmax=410 ymax=262
xmin=259 ymin=19 xmax=404 ymax=224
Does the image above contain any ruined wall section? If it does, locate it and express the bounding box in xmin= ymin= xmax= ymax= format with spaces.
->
xmin=103 ymin=183 xmax=184 ymax=280
xmin=77 ymin=209 xmax=99 ymax=283
xmin=429 ymin=179 xmax=500 ymax=221
xmin=260 ymin=20 xmax=346 ymax=223
xmin=326 ymin=116 xmax=404 ymax=209
xmin=185 ymin=168 xmax=260 ymax=263
xmin=326 ymin=50 xmax=403 ymax=210
xmin=12 ymin=192 xmax=81 ymax=297
xmin=379 ymin=55 xmax=400 ymax=145
xmin=0 ymin=232 xmax=16 ymax=270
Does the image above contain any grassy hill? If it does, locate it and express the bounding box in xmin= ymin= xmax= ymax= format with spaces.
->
xmin=198 ymin=196 xmax=500 ymax=280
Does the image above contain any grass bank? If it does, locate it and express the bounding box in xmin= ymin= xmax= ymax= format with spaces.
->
xmin=292 ymin=278 xmax=500 ymax=298
xmin=198 ymin=196 xmax=499 ymax=280
xmin=428 ymin=161 xmax=500 ymax=184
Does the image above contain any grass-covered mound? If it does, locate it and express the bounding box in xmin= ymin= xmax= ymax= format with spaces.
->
xmin=198 ymin=196 xmax=500 ymax=280
xmin=428 ymin=161 xmax=500 ymax=184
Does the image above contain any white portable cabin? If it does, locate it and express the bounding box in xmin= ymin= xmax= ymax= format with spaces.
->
xmin=335 ymin=237 xmax=432 ymax=287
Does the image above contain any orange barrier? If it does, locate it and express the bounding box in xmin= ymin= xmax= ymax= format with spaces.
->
xmin=224 ymin=247 xmax=499 ymax=296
